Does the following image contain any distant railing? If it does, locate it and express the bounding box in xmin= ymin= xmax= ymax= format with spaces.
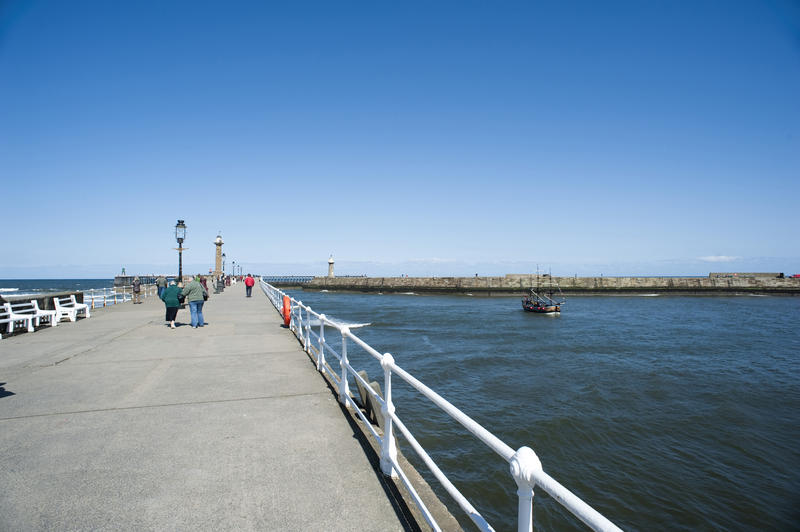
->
xmin=259 ymin=279 xmax=622 ymax=532
xmin=83 ymin=284 xmax=158 ymax=309
xmin=260 ymin=276 xmax=314 ymax=284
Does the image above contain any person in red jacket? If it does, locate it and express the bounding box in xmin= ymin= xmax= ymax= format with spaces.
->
xmin=244 ymin=274 xmax=255 ymax=297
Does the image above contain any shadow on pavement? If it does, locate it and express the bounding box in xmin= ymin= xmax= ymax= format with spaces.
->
xmin=0 ymin=382 xmax=15 ymax=399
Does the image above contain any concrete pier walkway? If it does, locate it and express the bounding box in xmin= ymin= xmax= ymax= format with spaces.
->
xmin=0 ymin=284 xmax=419 ymax=530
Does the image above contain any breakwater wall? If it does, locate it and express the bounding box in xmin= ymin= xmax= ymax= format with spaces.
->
xmin=0 ymin=291 xmax=84 ymax=309
xmin=295 ymin=274 xmax=800 ymax=295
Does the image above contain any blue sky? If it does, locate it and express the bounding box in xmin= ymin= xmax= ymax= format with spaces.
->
xmin=1 ymin=1 xmax=798 ymax=278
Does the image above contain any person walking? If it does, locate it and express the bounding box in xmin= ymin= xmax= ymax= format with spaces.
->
xmin=156 ymin=275 xmax=167 ymax=298
xmin=132 ymin=276 xmax=142 ymax=304
xmin=244 ymin=274 xmax=255 ymax=297
xmin=182 ymin=276 xmax=208 ymax=328
xmin=160 ymin=280 xmax=183 ymax=329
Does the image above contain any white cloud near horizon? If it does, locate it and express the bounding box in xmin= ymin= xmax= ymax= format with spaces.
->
xmin=698 ymin=255 xmax=741 ymax=263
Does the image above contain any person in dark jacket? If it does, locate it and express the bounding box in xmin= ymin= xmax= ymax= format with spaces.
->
xmin=132 ymin=276 xmax=142 ymax=304
xmin=160 ymin=281 xmax=183 ymax=329
xmin=156 ymin=275 xmax=167 ymax=298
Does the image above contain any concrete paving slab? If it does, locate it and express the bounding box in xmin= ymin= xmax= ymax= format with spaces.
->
xmin=0 ymin=283 xmax=422 ymax=531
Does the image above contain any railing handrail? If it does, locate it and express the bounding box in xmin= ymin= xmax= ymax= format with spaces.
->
xmin=258 ymin=279 xmax=622 ymax=532
xmin=82 ymin=284 xmax=158 ymax=308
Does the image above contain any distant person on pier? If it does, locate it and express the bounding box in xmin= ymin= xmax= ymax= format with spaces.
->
xmin=244 ymin=274 xmax=255 ymax=297
xmin=156 ymin=275 xmax=167 ymax=298
xmin=182 ymin=276 xmax=208 ymax=328
xmin=132 ymin=276 xmax=142 ymax=304
xmin=160 ymin=281 xmax=183 ymax=329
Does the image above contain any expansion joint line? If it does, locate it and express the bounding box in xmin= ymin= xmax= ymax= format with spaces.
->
xmin=48 ymin=321 xmax=160 ymax=366
xmin=0 ymin=390 xmax=328 ymax=422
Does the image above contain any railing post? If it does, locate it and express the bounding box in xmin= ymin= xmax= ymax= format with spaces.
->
xmin=380 ymin=352 xmax=398 ymax=478
xmin=304 ymin=307 xmax=311 ymax=353
xmin=318 ymin=314 xmax=326 ymax=373
xmin=339 ymin=327 xmax=350 ymax=406
xmin=510 ymin=446 xmax=542 ymax=532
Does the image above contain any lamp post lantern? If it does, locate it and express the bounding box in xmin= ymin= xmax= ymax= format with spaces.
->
xmin=175 ymin=219 xmax=187 ymax=282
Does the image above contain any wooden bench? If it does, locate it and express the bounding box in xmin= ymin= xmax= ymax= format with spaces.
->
xmin=54 ymin=295 xmax=91 ymax=322
xmin=4 ymin=300 xmax=58 ymax=331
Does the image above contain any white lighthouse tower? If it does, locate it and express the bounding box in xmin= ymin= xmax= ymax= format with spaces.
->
xmin=327 ymin=255 xmax=335 ymax=278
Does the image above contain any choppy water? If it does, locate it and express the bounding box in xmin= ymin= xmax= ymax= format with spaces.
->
xmin=0 ymin=279 xmax=114 ymax=298
xmin=284 ymin=290 xmax=800 ymax=531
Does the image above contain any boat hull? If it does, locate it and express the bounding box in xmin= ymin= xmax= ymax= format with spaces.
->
xmin=522 ymin=303 xmax=561 ymax=314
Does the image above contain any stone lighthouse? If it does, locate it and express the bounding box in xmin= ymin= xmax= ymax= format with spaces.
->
xmin=214 ymin=234 xmax=224 ymax=277
xmin=327 ymin=255 xmax=335 ymax=278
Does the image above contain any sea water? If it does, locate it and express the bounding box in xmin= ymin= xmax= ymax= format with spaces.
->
xmin=0 ymin=279 xmax=114 ymax=298
xmin=283 ymin=290 xmax=800 ymax=531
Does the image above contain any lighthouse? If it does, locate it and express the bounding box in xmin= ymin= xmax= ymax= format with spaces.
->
xmin=327 ymin=255 xmax=335 ymax=278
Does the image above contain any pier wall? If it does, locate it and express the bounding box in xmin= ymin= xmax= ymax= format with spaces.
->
xmin=0 ymin=291 xmax=84 ymax=309
xmin=300 ymin=275 xmax=800 ymax=295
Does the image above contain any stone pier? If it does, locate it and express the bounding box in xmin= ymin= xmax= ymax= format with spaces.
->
xmin=0 ymin=284 xmax=445 ymax=530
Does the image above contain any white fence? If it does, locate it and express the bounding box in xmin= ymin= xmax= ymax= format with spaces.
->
xmin=259 ymin=279 xmax=622 ymax=532
xmin=83 ymin=284 xmax=158 ymax=309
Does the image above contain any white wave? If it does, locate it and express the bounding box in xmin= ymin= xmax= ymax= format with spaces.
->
xmin=400 ymin=292 xmax=416 ymax=295
xmin=320 ymin=290 xmax=329 ymax=292
xmin=639 ymin=293 xmax=660 ymax=297
xmin=0 ymin=291 xmax=41 ymax=298
xmin=0 ymin=288 xmax=19 ymax=293
xmin=307 ymin=318 xmax=371 ymax=329
xmin=331 ymin=319 xmax=371 ymax=329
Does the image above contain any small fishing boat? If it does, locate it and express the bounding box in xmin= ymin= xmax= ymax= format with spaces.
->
xmin=522 ymin=270 xmax=565 ymax=314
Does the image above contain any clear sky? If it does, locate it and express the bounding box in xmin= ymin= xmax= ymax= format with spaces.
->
xmin=1 ymin=1 xmax=798 ymax=278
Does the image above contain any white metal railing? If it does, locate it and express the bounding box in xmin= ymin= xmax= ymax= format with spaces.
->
xmin=83 ymin=284 xmax=158 ymax=309
xmin=259 ymin=279 xmax=622 ymax=532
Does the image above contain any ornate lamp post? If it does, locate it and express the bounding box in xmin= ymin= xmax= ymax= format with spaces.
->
xmin=175 ymin=219 xmax=187 ymax=282
xmin=214 ymin=234 xmax=224 ymax=277
xmin=222 ymin=253 xmax=226 ymax=275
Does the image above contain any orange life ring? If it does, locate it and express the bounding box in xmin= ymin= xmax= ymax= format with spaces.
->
xmin=282 ymin=295 xmax=291 ymax=326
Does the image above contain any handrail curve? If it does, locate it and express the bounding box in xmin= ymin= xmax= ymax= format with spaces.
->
xmin=259 ymin=278 xmax=622 ymax=532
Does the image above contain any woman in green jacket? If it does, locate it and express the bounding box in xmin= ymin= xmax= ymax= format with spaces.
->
xmin=181 ymin=276 xmax=208 ymax=328
xmin=160 ymin=281 xmax=183 ymax=329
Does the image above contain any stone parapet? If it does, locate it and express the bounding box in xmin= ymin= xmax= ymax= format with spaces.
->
xmin=303 ymin=275 xmax=800 ymax=295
